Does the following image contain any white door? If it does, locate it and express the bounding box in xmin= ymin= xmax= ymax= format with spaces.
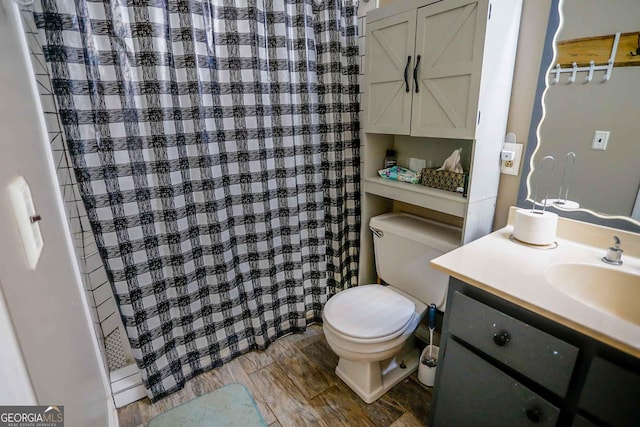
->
xmin=411 ymin=0 xmax=487 ymax=139
xmin=364 ymin=10 xmax=416 ymax=135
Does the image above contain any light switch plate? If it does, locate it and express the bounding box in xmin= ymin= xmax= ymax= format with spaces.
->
xmin=591 ymin=130 xmax=610 ymax=151
xmin=8 ymin=176 xmax=43 ymax=270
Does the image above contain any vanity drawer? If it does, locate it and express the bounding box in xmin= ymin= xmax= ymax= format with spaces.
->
xmin=447 ymin=291 xmax=578 ymax=397
xmin=579 ymin=357 xmax=640 ymax=427
xmin=572 ymin=415 xmax=599 ymax=427
xmin=433 ymin=338 xmax=560 ymax=426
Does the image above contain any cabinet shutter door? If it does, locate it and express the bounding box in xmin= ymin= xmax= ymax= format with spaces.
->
xmin=364 ymin=11 xmax=416 ymax=135
xmin=411 ymin=0 xmax=486 ymax=139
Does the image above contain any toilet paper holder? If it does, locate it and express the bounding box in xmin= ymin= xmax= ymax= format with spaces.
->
xmin=531 ymin=155 xmax=555 ymax=212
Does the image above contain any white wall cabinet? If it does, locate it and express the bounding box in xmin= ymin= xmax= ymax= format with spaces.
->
xmin=359 ymin=0 xmax=522 ymax=284
xmin=365 ymin=0 xmax=487 ymax=139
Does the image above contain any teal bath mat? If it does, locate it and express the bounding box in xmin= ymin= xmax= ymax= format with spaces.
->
xmin=146 ymin=383 xmax=267 ymax=427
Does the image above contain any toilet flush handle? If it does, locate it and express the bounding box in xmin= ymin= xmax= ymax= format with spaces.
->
xmin=370 ymin=227 xmax=384 ymax=238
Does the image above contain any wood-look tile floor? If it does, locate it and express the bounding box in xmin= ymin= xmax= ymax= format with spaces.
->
xmin=118 ymin=325 xmax=432 ymax=427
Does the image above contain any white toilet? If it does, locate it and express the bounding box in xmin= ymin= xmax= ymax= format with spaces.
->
xmin=322 ymin=213 xmax=460 ymax=403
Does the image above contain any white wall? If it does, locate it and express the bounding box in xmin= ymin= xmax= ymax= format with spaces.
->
xmin=19 ymin=4 xmax=133 ymax=373
xmin=494 ymin=0 xmax=552 ymax=228
xmin=0 ymin=4 xmax=114 ymax=426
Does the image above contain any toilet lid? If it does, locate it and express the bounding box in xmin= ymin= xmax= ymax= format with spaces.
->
xmin=324 ymin=285 xmax=415 ymax=340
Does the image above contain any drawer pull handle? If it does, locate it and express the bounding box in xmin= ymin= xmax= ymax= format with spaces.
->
xmin=493 ymin=330 xmax=511 ymax=347
xmin=525 ymin=405 xmax=543 ymax=423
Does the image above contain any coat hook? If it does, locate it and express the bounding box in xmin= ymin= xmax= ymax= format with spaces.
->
xmin=604 ymin=33 xmax=621 ymax=81
xmin=585 ymin=60 xmax=595 ymax=82
xmin=568 ymin=62 xmax=578 ymax=83
xmin=552 ymin=64 xmax=561 ymax=84
xmin=630 ymin=34 xmax=640 ymax=56
xmin=603 ymin=59 xmax=614 ymax=81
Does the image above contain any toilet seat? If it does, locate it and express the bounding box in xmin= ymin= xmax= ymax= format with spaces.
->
xmin=324 ymin=285 xmax=416 ymax=342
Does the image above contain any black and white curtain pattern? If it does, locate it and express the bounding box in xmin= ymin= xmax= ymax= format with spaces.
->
xmin=34 ymin=0 xmax=360 ymax=400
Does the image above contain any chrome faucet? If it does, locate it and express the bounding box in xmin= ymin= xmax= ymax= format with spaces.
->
xmin=602 ymin=236 xmax=623 ymax=266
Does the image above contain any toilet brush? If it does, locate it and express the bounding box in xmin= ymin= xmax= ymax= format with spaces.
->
xmin=422 ymin=304 xmax=437 ymax=367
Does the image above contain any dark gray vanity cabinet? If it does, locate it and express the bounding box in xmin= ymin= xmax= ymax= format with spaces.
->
xmin=430 ymin=278 xmax=640 ymax=427
xmin=578 ymin=357 xmax=640 ymax=426
xmin=433 ymin=338 xmax=561 ymax=426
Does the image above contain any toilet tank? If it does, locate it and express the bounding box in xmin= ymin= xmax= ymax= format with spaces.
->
xmin=369 ymin=213 xmax=461 ymax=310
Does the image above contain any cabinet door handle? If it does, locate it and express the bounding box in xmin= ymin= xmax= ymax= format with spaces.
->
xmin=525 ymin=405 xmax=543 ymax=423
xmin=493 ymin=330 xmax=511 ymax=347
xmin=404 ymin=56 xmax=412 ymax=93
xmin=413 ymin=54 xmax=421 ymax=93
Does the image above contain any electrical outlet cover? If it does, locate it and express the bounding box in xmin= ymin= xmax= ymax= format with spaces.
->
xmin=500 ymin=143 xmax=523 ymax=176
xmin=501 ymin=150 xmax=516 ymax=161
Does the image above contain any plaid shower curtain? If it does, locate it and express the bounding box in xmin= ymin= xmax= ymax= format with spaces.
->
xmin=34 ymin=0 xmax=360 ymax=400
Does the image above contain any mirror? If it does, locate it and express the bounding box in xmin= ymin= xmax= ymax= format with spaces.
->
xmin=517 ymin=0 xmax=640 ymax=233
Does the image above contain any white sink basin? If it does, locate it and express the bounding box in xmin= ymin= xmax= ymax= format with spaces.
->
xmin=545 ymin=263 xmax=640 ymax=326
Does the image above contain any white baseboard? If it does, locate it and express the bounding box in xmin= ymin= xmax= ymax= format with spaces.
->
xmin=113 ymin=384 xmax=147 ymax=408
xmin=110 ymin=363 xmax=146 ymax=408
xmin=110 ymin=363 xmax=139 ymax=382
xmin=108 ymin=396 xmax=120 ymax=427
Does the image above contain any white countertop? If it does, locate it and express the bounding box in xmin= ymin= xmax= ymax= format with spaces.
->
xmin=431 ymin=214 xmax=640 ymax=358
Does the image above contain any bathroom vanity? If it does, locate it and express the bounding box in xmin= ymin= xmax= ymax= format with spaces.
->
xmin=430 ymin=210 xmax=640 ymax=426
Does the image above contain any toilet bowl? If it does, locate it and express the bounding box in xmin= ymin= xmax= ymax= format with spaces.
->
xmin=322 ymin=213 xmax=460 ymax=403
xmin=323 ymin=284 xmax=427 ymax=403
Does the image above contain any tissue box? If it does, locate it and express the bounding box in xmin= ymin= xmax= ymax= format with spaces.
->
xmin=420 ymin=168 xmax=466 ymax=193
